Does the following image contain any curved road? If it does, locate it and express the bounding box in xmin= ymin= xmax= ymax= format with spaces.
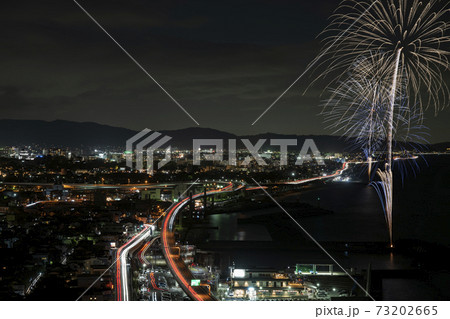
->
xmin=138 ymin=236 xmax=160 ymax=266
xmin=115 ymin=163 xmax=348 ymax=301
xmin=285 ymin=162 xmax=349 ymax=184
xmin=116 ymin=225 xmax=153 ymax=301
xmin=161 ymin=182 xmax=237 ymax=301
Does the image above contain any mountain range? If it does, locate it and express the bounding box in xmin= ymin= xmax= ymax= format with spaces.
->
xmin=0 ymin=119 xmax=448 ymax=153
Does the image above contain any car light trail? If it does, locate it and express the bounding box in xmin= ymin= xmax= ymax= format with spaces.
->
xmin=116 ymin=181 xmax=242 ymax=301
xmin=161 ymin=182 xmax=239 ymax=301
xmin=116 ymin=225 xmax=151 ymax=301
xmin=149 ymin=272 xmax=165 ymax=291
xmin=285 ymin=162 xmax=349 ymax=185
xmin=138 ymin=236 xmax=160 ymax=266
xmin=26 ymin=272 xmax=43 ymax=295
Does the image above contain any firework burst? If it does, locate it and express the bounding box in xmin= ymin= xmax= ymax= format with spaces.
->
xmin=316 ymin=0 xmax=449 ymax=246
xmin=317 ymin=0 xmax=450 ymax=113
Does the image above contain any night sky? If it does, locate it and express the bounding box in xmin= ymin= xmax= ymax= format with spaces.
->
xmin=1 ymin=0 xmax=449 ymax=142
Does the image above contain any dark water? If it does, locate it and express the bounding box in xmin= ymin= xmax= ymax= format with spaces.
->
xmin=208 ymin=155 xmax=450 ymax=246
xmin=279 ymin=182 xmax=388 ymax=242
xmin=208 ymin=182 xmax=386 ymax=242
xmin=201 ymin=156 xmax=450 ymax=299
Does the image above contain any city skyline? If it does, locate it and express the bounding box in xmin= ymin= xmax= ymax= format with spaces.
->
xmin=1 ymin=0 xmax=449 ymax=309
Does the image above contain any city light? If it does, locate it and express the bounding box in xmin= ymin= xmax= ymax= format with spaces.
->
xmin=232 ymin=269 xmax=246 ymax=278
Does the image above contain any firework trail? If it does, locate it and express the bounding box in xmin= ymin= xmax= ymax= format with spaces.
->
xmin=316 ymin=0 xmax=449 ymax=246
xmin=322 ymin=54 xmax=396 ymax=179
xmin=323 ymin=54 xmax=428 ymax=176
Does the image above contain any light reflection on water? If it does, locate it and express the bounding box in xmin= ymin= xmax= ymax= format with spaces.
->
xmin=203 ymin=182 xmax=430 ymax=270
xmin=207 ymin=177 xmax=449 ymax=245
xmin=208 ymin=183 xmax=387 ymax=242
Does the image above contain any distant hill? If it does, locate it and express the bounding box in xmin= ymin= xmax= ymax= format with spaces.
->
xmin=0 ymin=119 xmax=446 ymax=153
xmin=0 ymin=119 xmax=135 ymax=148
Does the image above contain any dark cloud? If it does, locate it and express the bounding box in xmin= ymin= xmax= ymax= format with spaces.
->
xmin=0 ymin=0 xmax=448 ymax=142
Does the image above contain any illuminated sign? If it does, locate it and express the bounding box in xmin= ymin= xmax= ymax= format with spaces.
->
xmin=296 ymin=264 xmax=314 ymax=274
xmin=233 ymin=269 xmax=246 ymax=278
xmin=190 ymin=279 xmax=201 ymax=286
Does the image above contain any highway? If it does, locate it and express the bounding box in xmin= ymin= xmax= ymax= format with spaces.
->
xmin=138 ymin=236 xmax=160 ymax=266
xmin=115 ymin=181 xmax=237 ymax=301
xmin=63 ymin=183 xmax=178 ymax=190
xmin=115 ymin=167 xmax=345 ymax=301
xmin=0 ymin=181 xmax=177 ymax=190
xmin=161 ymin=182 xmax=237 ymax=301
xmin=116 ymin=224 xmax=153 ymax=301
xmin=285 ymin=162 xmax=349 ymax=184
